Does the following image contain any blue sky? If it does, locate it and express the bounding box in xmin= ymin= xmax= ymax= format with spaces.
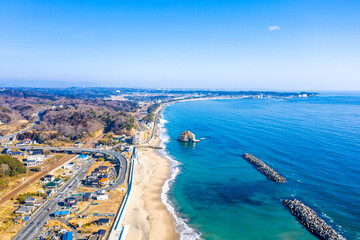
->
xmin=0 ymin=0 xmax=359 ymax=90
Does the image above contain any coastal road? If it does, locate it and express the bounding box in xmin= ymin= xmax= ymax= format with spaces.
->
xmin=142 ymin=104 xmax=165 ymax=145
xmin=13 ymin=158 xmax=96 ymax=240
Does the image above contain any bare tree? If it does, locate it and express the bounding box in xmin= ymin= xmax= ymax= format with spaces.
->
xmin=0 ymin=163 xmax=10 ymax=176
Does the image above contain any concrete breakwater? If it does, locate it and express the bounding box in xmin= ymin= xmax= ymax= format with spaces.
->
xmin=242 ymin=153 xmax=286 ymax=183
xmin=283 ymin=199 xmax=345 ymax=240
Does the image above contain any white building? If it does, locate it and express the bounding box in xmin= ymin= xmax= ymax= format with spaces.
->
xmin=63 ymin=162 xmax=74 ymax=170
xmin=27 ymin=160 xmax=41 ymax=167
xmin=96 ymin=194 xmax=109 ymax=201
xmin=27 ymin=155 xmax=45 ymax=164
xmin=132 ymin=131 xmax=143 ymax=145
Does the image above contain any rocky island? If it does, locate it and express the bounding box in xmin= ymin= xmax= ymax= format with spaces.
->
xmin=242 ymin=153 xmax=286 ymax=183
xmin=283 ymin=199 xmax=345 ymax=240
xmin=178 ymin=131 xmax=200 ymax=142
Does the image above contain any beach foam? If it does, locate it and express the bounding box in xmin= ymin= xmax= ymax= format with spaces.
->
xmin=158 ymin=117 xmax=202 ymax=240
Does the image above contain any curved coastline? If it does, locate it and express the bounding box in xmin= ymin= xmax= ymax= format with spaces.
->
xmin=140 ymin=97 xmax=351 ymax=240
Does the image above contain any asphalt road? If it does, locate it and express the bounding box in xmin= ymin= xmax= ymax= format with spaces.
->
xmin=0 ymin=107 xmax=48 ymax=141
xmin=13 ymin=159 xmax=95 ymax=240
xmin=142 ymin=104 xmax=164 ymax=145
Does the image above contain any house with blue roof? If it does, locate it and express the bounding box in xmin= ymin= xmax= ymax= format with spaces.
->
xmin=54 ymin=210 xmax=70 ymax=218
xmin=77 ymin=155 xmax=89 ymax=161
xmin=62 ymin=231 xmax=73 ymax=240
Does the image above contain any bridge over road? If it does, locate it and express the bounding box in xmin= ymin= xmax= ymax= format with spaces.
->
xmin=2 ymin=145 xmax=128 ymax=190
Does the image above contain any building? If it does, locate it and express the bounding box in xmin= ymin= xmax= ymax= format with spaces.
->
xmin=97 ymin=166 xmax=109 ymax=173
xmin=1 ymin=148 xmax=11 ymax=155
xmin=25 ymin=197 xmax=36 ymax=204
xmin=62 ymin=231 xmax=73 ymax=240
xmin=28 ymin=155 xmax=45 ymax=162
xmin=45 ymin=178 xmax=63 ymax=189
xmin=10 ymin=151 xmax=24 ymax=157
xmin=97 ymin=229 xmax=106 ymax=239
xmin=94 ymin=143 xmax=104 ymax=148
xmin=46 ymin=189 xmax=55 ymax=198
xmin=45 ymin=182 xmax=59 ymax=189
xmin=63 ymin=162 xmax=74 ymax=170
xmin=54 ymin=210 xmax=70 ymax=218
xmin=83 ymin=192 xmax=92 ymax=201
xmin=26 ymin=155 xmax=45 ymax=166
xmin=85 ymin=175 xmax=99 ymax=187
xmin=15 ymin=206 xmax=34 ymax=215
xmin=88 ymin=235 xmax=98 ymax=240
xmin=65 ymin=197 xmax=78 ymax=207
xmin=31 ymin=150 xmax=42 ymax=155
xmin=97 ymin=218 xmax=110 ymax=226
xmin=113 ymin=136 xmax=124 ymax=142
xmin=26 ymin=160 xmax=39 ymax=167
xmin=98 ymin=178 xmax=110 ymax=188
xmin=130 ymin=132 xmax=143 ymax=145
xmin=74 ymin=141 xmax=82 ymax=147
xmin=44 ymin=175 xmax=55 ymax=182
xmin=53 ymin=178 xmax=62 ymax=184
xmin=14 ymin=216 xmax=23 ymax=224
xmin=77 ymin=155 xmax=89 ymax=161
xmin=96 ymin=194 xmax=109 ymax=201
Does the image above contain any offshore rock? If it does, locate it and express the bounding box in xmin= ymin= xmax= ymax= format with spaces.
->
xmin=283 ymin=199 xmax=345 ymax=240
xmin=178 ymin=131 xmax=200 ymax=142
xmin=242 ymin=153 xmax=286 ymax=183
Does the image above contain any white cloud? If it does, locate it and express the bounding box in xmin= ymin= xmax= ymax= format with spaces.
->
xmin=268 ymin=25 xmax=281 ymax=32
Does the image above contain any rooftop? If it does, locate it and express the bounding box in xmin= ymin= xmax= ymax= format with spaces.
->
xmin=97 ymin=218 xmax=110 ymax=224
xmin=98 ymin=178 xmax=109 ymax=183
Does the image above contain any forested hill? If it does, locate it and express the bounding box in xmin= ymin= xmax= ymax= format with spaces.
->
xmin=17 ymin=99 xmax=138 ymax=144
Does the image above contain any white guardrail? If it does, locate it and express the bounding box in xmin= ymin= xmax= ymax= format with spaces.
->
xmin=108 ymin=147 xmax=136 ymax=240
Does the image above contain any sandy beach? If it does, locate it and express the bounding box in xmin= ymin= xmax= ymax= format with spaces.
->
xmin=123 ymin=134 xmax=179 ymax=240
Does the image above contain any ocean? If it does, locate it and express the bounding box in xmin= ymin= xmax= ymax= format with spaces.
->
xmin=158 ymin=96 xmax=360 ymax=240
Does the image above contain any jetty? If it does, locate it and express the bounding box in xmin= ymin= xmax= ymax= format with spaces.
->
xmin=242 ymin=153 xmax=286 ymax=183
xmin=283 ymin=199 xmax=345 ymax=240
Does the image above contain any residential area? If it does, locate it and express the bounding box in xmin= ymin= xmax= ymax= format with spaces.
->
xmin=0 ymin=139 xmax=134 ymax=240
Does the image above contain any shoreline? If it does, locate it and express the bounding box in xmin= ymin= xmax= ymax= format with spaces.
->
xmin=124 ymin=100 xmax=202 ymax=240
xmin=123 ymin=98 xmax=237 ymax=240
xmin=122 ymin=127 xmax=179 ymax=240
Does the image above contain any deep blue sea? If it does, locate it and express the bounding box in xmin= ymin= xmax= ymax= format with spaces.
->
xmin=159 ymin=96 xmax=360 ymax=240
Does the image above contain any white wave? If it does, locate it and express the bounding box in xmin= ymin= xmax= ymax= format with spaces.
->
xmin=158 ymin=116 xmax=202 ymax=240
xmin=159 ymin=118 xmax=168 ymax=124
xmin=199 ymin=137 xmax=206 ymax=140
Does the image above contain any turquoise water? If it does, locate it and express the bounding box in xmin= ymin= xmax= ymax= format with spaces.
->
xmin=160 ymin=97 xmax=360 ymax=240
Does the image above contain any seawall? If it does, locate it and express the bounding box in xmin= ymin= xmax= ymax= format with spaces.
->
xmin=242 ymin=153 xmax=286 ymax=183
xmin=283 ymin=199 xmax=345 ymax=240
